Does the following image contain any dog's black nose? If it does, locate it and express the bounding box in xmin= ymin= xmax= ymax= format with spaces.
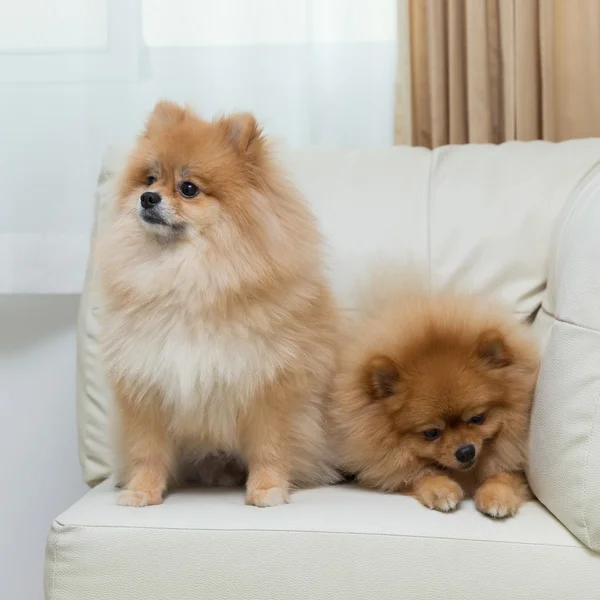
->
xmin=455 ymin=444 xmax=476 ymax=463
xmin=140 ymin=191 xmax=161 ymax=209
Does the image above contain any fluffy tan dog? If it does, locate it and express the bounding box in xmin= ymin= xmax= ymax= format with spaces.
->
xmin=96 ymin=101 xmax=338 ymax=507
xmin=332 ymin=280 xmax=540 ymax=517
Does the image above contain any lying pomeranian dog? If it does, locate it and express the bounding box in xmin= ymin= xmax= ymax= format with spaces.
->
xmin=331 ymin=278 xmax=540 ymax=517
xmin=96 ymin=101 xmax=339 ymax=507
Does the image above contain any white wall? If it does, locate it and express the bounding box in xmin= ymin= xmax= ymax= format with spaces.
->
xmin=0 ymin=295 xmax=87 ymax=600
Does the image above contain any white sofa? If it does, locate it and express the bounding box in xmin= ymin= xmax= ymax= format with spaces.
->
xmin=45 ymin=141 xmax=600 ymax=599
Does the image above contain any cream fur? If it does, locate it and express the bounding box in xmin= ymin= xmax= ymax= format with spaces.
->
xmin=97 ymin=102 xmax=339 ymax=506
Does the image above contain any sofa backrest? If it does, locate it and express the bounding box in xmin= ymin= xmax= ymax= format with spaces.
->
xmin=77 ymin=140 xmax=600 ymax=486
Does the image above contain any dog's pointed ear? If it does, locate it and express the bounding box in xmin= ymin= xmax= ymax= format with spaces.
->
xmin=223 ymin=113 xmax=262 ymax=153
xmin=144 ymin=101 xmax=186 ymax=137
xmin=367 ymin=355 xmax=401 ymax=399
xmin=476 ymin=329 xmax=512 ymax=368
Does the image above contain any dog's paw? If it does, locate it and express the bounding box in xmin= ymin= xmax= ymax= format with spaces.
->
xmin=415 ymin=477 xmax=463 ymax=512
xmin=117 ymin=489 xmax=163 ymax=507
xmin=475 ymin=482 xmax=521 ymax=518
xmin=246 ymin=487 xmax=290 ymax=507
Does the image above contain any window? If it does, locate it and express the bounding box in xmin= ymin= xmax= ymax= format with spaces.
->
xmin=142 ymin=0 xmax=396 ymax=47
xmin=0 ymin=0 xmax=140 ymax=83
xmin=1 ymin=1 xmax=108 ymax=51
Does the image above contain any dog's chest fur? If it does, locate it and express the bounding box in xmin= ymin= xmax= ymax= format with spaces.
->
xmin=105 ymin=305 xmax=286 ymax=443
xmin=102 ymin=247 xmax=292 ymax=443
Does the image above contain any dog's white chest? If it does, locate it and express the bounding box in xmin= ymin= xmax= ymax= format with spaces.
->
xmin=106 ymin=309 xmax=281 ymax=408
xmin=105 ymin=309 xmax=281 ymax=448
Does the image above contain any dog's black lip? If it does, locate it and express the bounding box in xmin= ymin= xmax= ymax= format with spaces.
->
xmin=434 ymin=460 xmax=476 ymax=472
xmin=141 ymin=211 xmax=169 ymax=226
xmin=458 ymin=459 xmax=476 ymax=470
xmin=141 ymin=212 xmax=187 ymax=236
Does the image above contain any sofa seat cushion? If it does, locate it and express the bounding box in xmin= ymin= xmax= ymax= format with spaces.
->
xmin=45 ymin=480 xmax=600 ymax=600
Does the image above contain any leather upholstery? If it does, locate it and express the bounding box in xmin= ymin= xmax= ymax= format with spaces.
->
xmin=45 ymin=480 xmax=600 ymax=600
xmin=48 ymin=139 xmax=600 ymax=600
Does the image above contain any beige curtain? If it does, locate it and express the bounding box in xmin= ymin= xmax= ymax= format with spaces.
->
xmin=395 ymin=0 xmax=600 ymax=147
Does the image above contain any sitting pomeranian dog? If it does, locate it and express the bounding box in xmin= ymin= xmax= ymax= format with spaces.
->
xmin=96 ymin=101 xmax=339 ymax=507
xmin=331 ymin=277 xmax=540 ymax=518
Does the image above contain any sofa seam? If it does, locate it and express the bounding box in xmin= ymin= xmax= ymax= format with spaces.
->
xmin=51 ymin=522 xmax=584 ymax=551
xmin=543 ymin=306 xmax=600 ymax=335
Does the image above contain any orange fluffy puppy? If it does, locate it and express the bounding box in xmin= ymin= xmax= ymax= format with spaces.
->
xmin=96 ymin=101 xmax=338 ymax=507
xmin=332 ymin=281 xmax=540 ymax=517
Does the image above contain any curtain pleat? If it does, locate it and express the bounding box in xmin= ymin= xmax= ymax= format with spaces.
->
xmin=397 ymin=0 xmax=600 ymax=147
xmin=447 ymin=0 xmax=468 ymax=144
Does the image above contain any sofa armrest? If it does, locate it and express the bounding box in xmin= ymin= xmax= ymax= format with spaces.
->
xmin=528 ymin=160 xmax=600 ymax=551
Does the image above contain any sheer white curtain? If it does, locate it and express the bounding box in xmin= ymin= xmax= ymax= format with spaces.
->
xmin=0 ymin=0 xmax=397 ymax=294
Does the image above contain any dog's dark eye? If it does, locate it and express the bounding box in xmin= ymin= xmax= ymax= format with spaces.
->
xmin=423 ymin=429 xmax=442 ymax=441
xmin=147 ymin=175 xmax=156 ymax=186
xmin=180 ymin=181 xmax=200 ymax=198
xmin=468 ymin=413 xmax=486 ymax=425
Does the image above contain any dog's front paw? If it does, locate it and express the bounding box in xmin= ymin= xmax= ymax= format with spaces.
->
xmin=415 ymin=476 xmax=463 ymax=512
xmin=246 ymin=487 xmax=290 ymax=507
xmin=475 ymin=482 xmax=521 ymax=518
xmin=117 ymin=489 xmax=163 ymax=507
